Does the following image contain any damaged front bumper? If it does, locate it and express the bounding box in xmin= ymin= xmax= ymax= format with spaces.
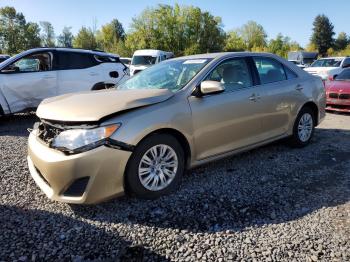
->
xmin=27 ymin=131 xmax=132 ymax=204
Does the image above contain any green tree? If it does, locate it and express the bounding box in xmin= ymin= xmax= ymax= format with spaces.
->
xmin=334 ymin=32 xmax=348 ymax=51
xmin=23 ymin=22 xmax=41 ymax=49
xmin=224 ymin=30 xmax=246 ymax=51
xmin=96 ymin=19 xmax=125 ymax=52
xmin=40 ymin=21 xmax=55 ymax=47
xmin=239 ymin=21 xmax=267 ymax=50
xmin=0 ymin=6 xmax=27 ymax=54
xmin=73 ymin=26 xmax=97 ymax=50
xmin=310 ymin=14 xmax=335 ymax=57
xmin=267 ymin=33 xmax=301 ymax=58
xmin=57 ymin=26 xmax=73 ymax=47
xmin=125 ymin=4 xmax=225 ymax=56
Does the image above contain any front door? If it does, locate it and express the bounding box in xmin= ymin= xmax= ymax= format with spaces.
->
xmin=188 ymin=57 xmax=263 ymax=160
xmin=0 ymin=51 xmax=57 ymax=113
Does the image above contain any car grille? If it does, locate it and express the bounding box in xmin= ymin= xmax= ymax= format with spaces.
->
xmin=37 ymin=122 xmax=62 ymax=144
xmin=339 ymin=94 xmax=350 ymax=100
xmin=328 ymin=93 xmax=350 ymax=99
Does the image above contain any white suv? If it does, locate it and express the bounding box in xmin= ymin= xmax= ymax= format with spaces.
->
xmin=305 ymin=56 xmax=350 ymax=80
xmin=0 ymin=48 xmax=129 ymax=115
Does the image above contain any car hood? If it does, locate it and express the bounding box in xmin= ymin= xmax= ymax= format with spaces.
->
xmin=325 ymin=80 xmax=350 ymax=92
xmin=36 ymin=89 xmax=174 ymax=122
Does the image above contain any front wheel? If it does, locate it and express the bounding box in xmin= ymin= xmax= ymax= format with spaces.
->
xmin=125 ymin=134 xmax=185 ymax=199
xmin=289 ymin=107 xmax=315 ymax=147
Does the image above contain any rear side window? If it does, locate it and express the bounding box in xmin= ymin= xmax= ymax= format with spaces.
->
xmin=57 ymin=52 xmax=97 ymax=70
xmin=284 ymin=65 xmax=298 ymax=79
xmin=253 ymin=57 xmax=286 ymax=84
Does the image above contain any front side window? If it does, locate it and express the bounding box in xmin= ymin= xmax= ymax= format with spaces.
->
xmin=119 ymin=58 xmax=211 ymax=92
xmin=205 ymin=58 xmax=252 ymax=92
xmin=335 ymin=69 xmax=350 ymax=81
xmin=253 ymin=57 xmax=286 ymax=84
xmin=3 ymin=52 xmax=52 ymax=73
xmin=131 ymin=56 xmax=157 ymax=66
xmin=342 ymin=58 xmax=350 ymax=68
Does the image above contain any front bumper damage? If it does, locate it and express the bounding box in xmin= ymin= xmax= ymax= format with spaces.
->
xmin=27 ymin=129 xmax=132 ymax=204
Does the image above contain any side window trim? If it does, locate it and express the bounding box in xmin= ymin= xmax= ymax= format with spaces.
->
xmin=282 ymin=64 xmax=298 ymax=80
xmin=246 ymin=56 xmax=261 ymax=86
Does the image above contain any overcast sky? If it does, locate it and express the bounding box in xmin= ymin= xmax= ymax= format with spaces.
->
xmin=1 ymin=0 xmax=348 ymax=47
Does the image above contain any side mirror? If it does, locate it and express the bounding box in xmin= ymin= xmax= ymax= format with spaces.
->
xmin=328 ymin=75 xmax=334 ymax=81
xmin=342 ymin=63 xmax=350 ymax=68
xmin=1 ymin=65 xmax=20 ymax=73
xmin=194 ymin=80 xmax=225 ymax=96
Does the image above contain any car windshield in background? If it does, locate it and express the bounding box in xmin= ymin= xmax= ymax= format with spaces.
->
xmin=131 ymin=55 xmax=157 ymax=65
xmin=311 ymin=59 xmax=342 ymax=67
xmin=119 ymin=58 xmax=211 ymax=92
xmin=335 ymin=69 xmax=350 ymax=81
xmin=303 ymin=58 xmax=315 ymax=65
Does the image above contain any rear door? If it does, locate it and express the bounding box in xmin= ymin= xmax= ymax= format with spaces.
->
xmin=56 ymin=51 xmax=100 ymax=94
xmin=188 ymin=57 xmax=263 ymax=160
xmin=0 ymin=51 xmax=57 ymax=113
xmin=251 ymin=56 xmax=300 ymax=139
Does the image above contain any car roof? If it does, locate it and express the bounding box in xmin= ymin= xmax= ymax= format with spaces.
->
xmin=318 ymin=57 xmax=345 ymax=60
xmin=173 ymin=52 xmax=285 ymax=60
xmin=21 ymin=47 xmax=119 ymax=57
xmin=133 ymin=49 xmax=173 ymax=56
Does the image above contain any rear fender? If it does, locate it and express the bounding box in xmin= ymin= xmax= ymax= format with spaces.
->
xmin=0 ymin=91 xmax=10 ymax=115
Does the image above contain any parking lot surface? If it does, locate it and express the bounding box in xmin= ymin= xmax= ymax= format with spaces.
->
xmin=0 ymin=113 xmax=349 ymax=261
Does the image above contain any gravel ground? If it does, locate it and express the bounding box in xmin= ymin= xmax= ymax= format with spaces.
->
xmin=0 ymin=112 xmax=349 ymax=261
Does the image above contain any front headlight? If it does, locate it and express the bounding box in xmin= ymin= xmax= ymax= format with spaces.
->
xmin=51 ymin=124 xmax=121 ymax=152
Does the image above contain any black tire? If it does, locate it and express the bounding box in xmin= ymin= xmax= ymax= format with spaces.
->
xmin=289 ymin=107 xmax=315 ymax=148
xmin=125 ymin=134 xmax=185 ymax=199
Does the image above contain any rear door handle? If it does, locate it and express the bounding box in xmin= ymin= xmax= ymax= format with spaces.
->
xmin=295 ymin=84 xmax=303 ymax=91
xmin=43 ymin=75 xmax=55 ymax=79
xmin=249 ymin=94 xmax=261 ymax=102
xmin=89 ymin=72 xmax=98 ymax=76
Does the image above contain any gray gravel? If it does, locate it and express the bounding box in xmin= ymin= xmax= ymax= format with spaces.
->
xmin=0 ymin=112 xmax=349 ymax=261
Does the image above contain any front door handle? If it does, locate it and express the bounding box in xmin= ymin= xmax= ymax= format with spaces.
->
xmin=89 ymin=72 xmax=98 ymax=76
xmin=295 ymin=84 xmax=303 ymax=91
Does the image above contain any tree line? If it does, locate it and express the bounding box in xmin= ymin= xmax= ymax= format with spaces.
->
xmin=0 ymin=5 xmax=349 ymax=58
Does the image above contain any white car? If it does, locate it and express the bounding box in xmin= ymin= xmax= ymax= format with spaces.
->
xmin=0 ymin=48 xmax=129 ymax=115
xmin=130 ymin=49 xmax=174 ymax=76
xmin=304 ymin=57 xmax=350 ymax=80
xmin=120 ymin=57 xmax=131 ymax=68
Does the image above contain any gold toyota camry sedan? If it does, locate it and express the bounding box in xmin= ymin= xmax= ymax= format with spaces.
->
xmin=27 ymin=52 xmax=326 ymax=204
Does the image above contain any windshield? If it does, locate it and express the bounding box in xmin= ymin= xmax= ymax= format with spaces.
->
xmin=131 ymin=55 xmax=157 ymax=66
xmin=335 ymin=69 xmax=350 ymax=81
xmin=119 ymin=58 xmax=211 ymax=92
xmin=311 ymin=59 xmax=342 ymax=67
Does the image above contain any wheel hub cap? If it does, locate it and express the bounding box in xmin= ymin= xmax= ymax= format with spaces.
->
xmin=298 ymin=113 xmax=313 ymax=142
xmin=138 ymin=144 xmax=178 ymax=191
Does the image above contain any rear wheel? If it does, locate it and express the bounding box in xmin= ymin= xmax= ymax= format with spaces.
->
xmin=125 ymin=134 xmax=185 ymax=199
xmin=289 ymin=107 xmax=315 ymax=147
